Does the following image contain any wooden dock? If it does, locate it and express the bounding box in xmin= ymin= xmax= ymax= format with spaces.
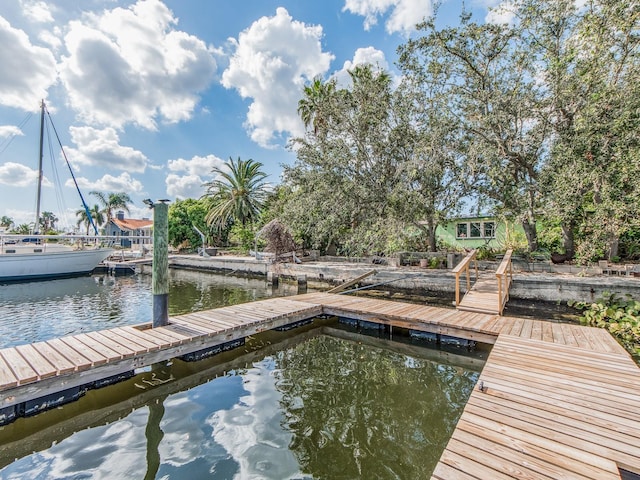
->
xmin=0 ymin=292 xmax=639 ymax=478
xmin=454 ymin=249 xmax=513 ymax=315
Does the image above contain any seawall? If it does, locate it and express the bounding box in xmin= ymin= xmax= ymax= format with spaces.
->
xmin=165 ymin=254 xmax=639 ymax=306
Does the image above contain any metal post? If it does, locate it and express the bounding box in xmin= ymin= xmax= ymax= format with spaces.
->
xmin=149 ymin=199 xmax=170 ymax=327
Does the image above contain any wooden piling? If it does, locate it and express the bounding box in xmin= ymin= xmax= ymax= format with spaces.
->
xmin=152 ymin=200 xmax=169 ymax=327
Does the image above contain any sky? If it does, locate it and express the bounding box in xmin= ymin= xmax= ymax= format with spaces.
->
xmin=0 ymin=0 xmax=507 ymax=231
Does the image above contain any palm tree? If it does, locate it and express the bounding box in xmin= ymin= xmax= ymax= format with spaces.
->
xmin=76 ymin=204 xmax=105 ymax=235
xmin=14 ymin=224 xmax=31 ymax=234
xmin=39 ymin=211 xmax=58 ymax=233
xmin=297 ymin=77 xmax=337 ymax=135
xmin=91 ymin=192 xmax=132 ymax=224
xmin=202 ymin=157 xmax=268 ymax=229
xmin=0 ymin=216 xmax=13 ymax=229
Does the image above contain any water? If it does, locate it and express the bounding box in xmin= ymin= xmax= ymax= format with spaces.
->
xmin=0 ymin=270 xmax=300 ymax=348
xmin=0 ymin=271 xmax=484 ymax=479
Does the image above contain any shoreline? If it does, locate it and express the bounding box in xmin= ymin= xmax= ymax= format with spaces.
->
xmin=163 ymin=254 xmax=640 ymax=316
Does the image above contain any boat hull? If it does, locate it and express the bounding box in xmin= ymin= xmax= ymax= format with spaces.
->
xmin=0 ymin=249 xmax=114 ymax=283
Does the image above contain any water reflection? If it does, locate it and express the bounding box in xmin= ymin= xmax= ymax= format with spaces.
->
xmin=0 ymin=326 xmax=481 ymax=479
xmin=0 ymin=270 xmax=300 ymax=348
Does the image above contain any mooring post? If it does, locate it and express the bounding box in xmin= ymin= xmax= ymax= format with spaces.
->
xmin=297 ymin=274 xmax=307 ymax=294
xmin=267 ymin=271 xmax=279 ymax=286
xmin=147 ymin=198 xmax=170 ymax=327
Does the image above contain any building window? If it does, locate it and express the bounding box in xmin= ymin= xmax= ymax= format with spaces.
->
xmin=456 ymin=221 xmax=496 ymax=239
xmin=484 ymin=222 xmax=495 ymax=238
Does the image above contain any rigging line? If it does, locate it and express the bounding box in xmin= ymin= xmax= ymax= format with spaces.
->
xmin=0 ymin=112 xmax=33 ymax=155
xmin=44 ymin=118 xmax=69 ymax=232
xmin=44 ymin=105 xmax=99 ymax=236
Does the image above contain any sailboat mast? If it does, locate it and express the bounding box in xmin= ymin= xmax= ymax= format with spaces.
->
xmin=34 ymin=99 xmax=45 ymax=234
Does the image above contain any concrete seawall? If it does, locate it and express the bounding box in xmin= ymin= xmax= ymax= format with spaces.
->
xmin=165 ymin=254 xmax=640 ymax=306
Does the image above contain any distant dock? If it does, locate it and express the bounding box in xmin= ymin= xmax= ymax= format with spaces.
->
xmin=0 ymin=293 xmax=638 ymax=479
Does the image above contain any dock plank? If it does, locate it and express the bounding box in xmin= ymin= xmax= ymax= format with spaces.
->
xmin=30 ymin=341 xmax=77 ymax=375
xmin=59 ymin=336 xmax=107 ymax=366
xmin=14 ymin=344 xmax=57 ymax=379
xmin=0 ymin=354 xmax=18 ymax=389
xmin=85 ymin=331 xmax=136 ymax=359
xmin=45 ymin=338 xmax=92 ymax=371
xmin=0 ymin=348 xmax=38 ymax=384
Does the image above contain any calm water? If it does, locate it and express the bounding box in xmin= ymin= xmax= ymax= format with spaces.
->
xmin=0 ymin=271 xmax=483 ymax=479
xmin=0 ymin=270 xmax=300 ymax=348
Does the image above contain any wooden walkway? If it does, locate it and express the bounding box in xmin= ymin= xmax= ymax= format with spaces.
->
xmin=457 ymin=272 xmax=504 ymax=314
xmin=454 ymin=249 xmax=513 ymax=315
xmin=0 ymin=292 xmax=638 ymax=478
xmin=0 ymin=298 xmax=322 ymax=411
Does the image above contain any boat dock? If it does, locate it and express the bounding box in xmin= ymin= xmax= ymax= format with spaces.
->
xmin=1 ymin=292 xmax=639 ymax=478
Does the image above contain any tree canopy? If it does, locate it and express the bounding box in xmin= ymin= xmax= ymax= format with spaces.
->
xmin=202 ymin=157 xmax=269 ymax=230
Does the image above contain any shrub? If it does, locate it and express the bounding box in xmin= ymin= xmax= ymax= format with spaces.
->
xmin=569 ymin=293 xmax=640 ymax=360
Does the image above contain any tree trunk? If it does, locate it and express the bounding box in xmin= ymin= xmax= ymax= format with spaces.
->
xmin=608 ymin=235 xmax=619 ymax=260
xmin=427 ymin=218 xmax=438 ymax=252
xmin=561 ymin=222 xmax=575 ymax=259
xmin=522 ymin=218 xmax=538 ymax=252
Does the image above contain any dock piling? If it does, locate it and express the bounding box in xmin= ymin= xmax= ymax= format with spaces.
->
xmin=147 ymin=199 xmax=170 ymax=328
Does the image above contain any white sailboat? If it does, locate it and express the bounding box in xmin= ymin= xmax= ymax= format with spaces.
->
xmin=0 ymin=101 xmax=114 ymax=282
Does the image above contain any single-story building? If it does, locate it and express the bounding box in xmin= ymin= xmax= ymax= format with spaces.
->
xmin=436 ymin=216 xmax=525 ymax=250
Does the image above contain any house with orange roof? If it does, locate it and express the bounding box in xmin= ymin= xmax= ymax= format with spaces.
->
xmin=106 ymin=211 xmax=153 ymax=248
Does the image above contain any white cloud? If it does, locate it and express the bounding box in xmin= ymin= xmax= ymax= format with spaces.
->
xmin=208 ymin=364 xmax=302 ymax=479
xmin=20 ymin=0 xmax=55 ymax=23
xmin=38 ymin=28 xmax=63 ymax=51
xmin=0 ymin=125 xmax=24 ymax=138
xmin=332 ymin=46 xmax=389 ymax=87
xmin=343 ymin=0 xmax=432 ymax=35
xmin=221 ymin=7 xmax=334 ymax=148
xmin=65 ymin=126 xmax=149 ymax=173
xmin=0 ymin=161 xmax=52 ymax=187
xmin=166 ymin=154 xmax=225 ymax=199
xmin=0 ymin=17 xmax=57 ymax=111
xmin=58 ymin=0 xmax=216 ymax=130
xmin=72 ymin=172 xmax=144 ymax=193
xmin=485 ymin=1 xmax=517 ymax=25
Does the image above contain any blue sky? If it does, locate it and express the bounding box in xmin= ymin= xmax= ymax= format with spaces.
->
xmin=0 ymin=0 xmax=505 ymax=229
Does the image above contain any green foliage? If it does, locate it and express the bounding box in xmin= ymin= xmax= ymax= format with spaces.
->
xmin=76 ymin=204 xmax=105 ymax=235
xmin=570 ymin=293 xmax=640 ymax=359
xmin=0 ymin=216 xmax=13 ymax=228
xmin=284 ymin=64 xmax=466 ymax=255
xmin=475 ymin=245 xmax=496 ymax=261
xmin=168 ymin=198 xmax=213 ymax=250
xmin=536 ymin=222 xmax=564 ymax=254
xmin=202 ymin=157 xmax=268 ymax=229
xmin=91 ymin=191 xmax=132 ymax=224
xmin=229 ymin=223 xmax=262 ymax=253
xmin=12 ymin=224 xmax=31 ymax=234
xmin=619 ymin=228 xmax=640 ymax=261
